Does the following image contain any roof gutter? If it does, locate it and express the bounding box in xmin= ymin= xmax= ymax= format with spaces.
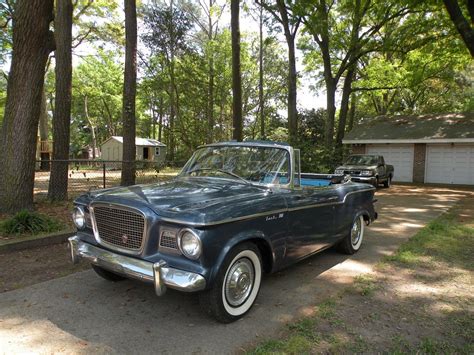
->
xmin=342 ymin=138 xmax=474 ymax=144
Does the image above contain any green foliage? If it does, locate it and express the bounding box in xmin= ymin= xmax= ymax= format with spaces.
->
xmin=0 ymin=210 xmax=64 ymax=236
xmin=70 ymin=50 xmax=123 ymax=155
xmin=294 ymin=109 xmax=343 ymax=173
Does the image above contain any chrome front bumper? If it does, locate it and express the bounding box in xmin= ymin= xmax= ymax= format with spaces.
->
xmin=68 ymin=236 xmax=206 ymax=296
xmin=350 ymin=176 xmax=376 ymax=184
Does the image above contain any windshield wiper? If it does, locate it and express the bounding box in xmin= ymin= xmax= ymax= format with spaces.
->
xmin=186 ymin=168 xmax=252 ymax=186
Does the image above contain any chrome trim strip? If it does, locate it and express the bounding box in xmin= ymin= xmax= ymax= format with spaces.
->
xmin=69 ymin=236 xmax=206 ymax=295
xmin=157 ymin=187 xmax=375 ymax=227
xmin=89 ymin=202 xmax=148 ymax=256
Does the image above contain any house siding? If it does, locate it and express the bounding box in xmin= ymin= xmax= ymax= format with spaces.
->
xmin=413 ymin=143 xmax=426 ymax=183
xmin=350 ymin=144 xmax=366 ymax=154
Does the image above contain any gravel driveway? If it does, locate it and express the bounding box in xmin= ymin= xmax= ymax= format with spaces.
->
xmin=0 ymin=185 xmax=471 ymax=354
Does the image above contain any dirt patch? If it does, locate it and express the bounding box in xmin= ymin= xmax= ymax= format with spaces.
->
xmin=0 ymin=243 xmax=90 ymax=293
xmin=249 ymin=196 xmax=474 ymax=354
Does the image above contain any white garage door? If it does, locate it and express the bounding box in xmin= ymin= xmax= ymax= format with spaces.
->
xmin=426 ymin=144 xmax=474 ymax=185
xmin=367 ymin=144 xmax=414 ymax=182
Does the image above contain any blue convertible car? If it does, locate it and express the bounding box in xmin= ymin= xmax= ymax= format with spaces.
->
xmin=69 ymin=141 xmax=377 ymax=322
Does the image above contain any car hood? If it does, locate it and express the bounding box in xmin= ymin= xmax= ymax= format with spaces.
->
xmin=77 ymin=177 xmax=288 ymax=226
xmin=337 ymin=165 xmax=377 ymax=171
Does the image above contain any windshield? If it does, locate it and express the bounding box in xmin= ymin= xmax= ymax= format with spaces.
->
xmin=345 ymin=155 xmax=378 ymax=165
xmin=180 ymin=145 xmax=291 ymax=185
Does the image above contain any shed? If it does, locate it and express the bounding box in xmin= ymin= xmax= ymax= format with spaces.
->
xmin=100 ymin=136 xmax=167 ymax=163
xmin=342 ymin=113 xmax=474 ymax=185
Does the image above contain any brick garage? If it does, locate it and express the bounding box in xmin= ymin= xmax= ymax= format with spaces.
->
xmin=343 ymin=113 xmax=474 ymax=185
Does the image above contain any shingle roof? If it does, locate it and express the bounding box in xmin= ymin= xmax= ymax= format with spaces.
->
xmin=110 ymin=136 xmax=166 ymax=147
xmin=343 ymin=113 xmax=474 ymax=143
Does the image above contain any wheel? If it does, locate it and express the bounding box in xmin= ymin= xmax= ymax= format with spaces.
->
xmin=92 ymin=264 xmax=126 ymax=282
xmin=199 ymin=242 xmax=262 ymax=323
xmin=337 ymin=214 xmax=365 ymax=255
xmin=383 ymin=176 xmax=391 ymax=188
xmin=373 ymin=177 xmax=379 ymax=188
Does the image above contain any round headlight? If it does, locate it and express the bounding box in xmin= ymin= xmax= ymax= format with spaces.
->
xmin=178 ymin=229 xmax=202 ymax=260
xmin=72 ymin=206 xmax=86 ymax=229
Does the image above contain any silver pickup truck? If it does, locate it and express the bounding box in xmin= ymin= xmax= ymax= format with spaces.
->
xmin=335 ymin=154 xmax=394 ymax=188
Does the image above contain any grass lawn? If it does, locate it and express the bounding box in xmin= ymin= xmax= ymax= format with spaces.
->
xmin=248 ymin=199 xmax=474 ymax=354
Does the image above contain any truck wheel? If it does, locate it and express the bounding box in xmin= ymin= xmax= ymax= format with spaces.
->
xmin=199 ymin=242 xmax=262 ymax=323
xmin=337 ymin=214 xmax=365 ymax=255
xmin=92 ymin=264 xmax=126 ymax=282
xmin=373 ymin=177 xmax=379 ymax=188
xmin=383 ymin=176 xmax=391 ymax=188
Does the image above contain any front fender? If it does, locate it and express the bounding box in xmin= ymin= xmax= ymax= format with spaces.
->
xmin=205 ymin=226 xmax=276 ymax=289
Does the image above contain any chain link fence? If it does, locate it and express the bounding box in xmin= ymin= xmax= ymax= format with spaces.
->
xmin=34 ymin=160 xmax=185 ymax=200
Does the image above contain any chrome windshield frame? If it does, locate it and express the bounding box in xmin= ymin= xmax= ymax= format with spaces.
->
xmin=178 ymin=142 xmax=296 ymax=189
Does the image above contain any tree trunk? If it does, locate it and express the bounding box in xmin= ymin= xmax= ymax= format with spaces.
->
xmin=151 ymin=99 xmax=156 ymax=139
xmin=325 ymin=78 xmax=336 ymax=147
xmin=48 ymin=0 xmax=73 ymax=201
xmin=336 ymin=67 xmax=355 ymax=147
xmin=0 ymin=0 xmax=55 ymax=213
xmin=231 ymin=0 xmax=243 ymax=141
xmin=121 ymin=0 xmax=137 ymax=186
xmin=443 ymin=0 xmax=474 ymax=57
xmin=258 ymin=4 xmax=265 ymax=139
xmin=207 ymin=0 xmax=215 ymax=143
xmin=347 ymin=92 xmax=356 ymax=131
xmin=39 ymin=89 xmax=50 ymax=170
xmin=84 ymin=95 xmax=97 ymax=160
xmin=167 ymin=0 xmax=176 ymax=161
xmin=158 ymin=97 xmax=163 ymax=142
xmin=287 ymin=36 xmax=298 ymax=143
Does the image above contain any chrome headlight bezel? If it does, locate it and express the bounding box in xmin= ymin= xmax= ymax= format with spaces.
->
xmin=360 ymin=170 xmax=373 ymax=176
xmin=72 ymin=206 xmax=86 ymax=229
xmin=178 ymin=228 xmax=202 ymax=260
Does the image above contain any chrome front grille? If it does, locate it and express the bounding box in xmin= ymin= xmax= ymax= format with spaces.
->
xmin=345 ymin=170 xmax=360 ymax=175
xmin=92 ymin=205 xmax=145 ymax=252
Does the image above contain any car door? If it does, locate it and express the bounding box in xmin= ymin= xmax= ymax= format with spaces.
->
xmin=284 ymin=186 xmax=341 ymax=263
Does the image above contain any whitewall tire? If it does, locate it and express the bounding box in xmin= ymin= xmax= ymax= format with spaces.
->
xmin=337 ymin=214 xmax=365 ymax=255
xmin=199 ymin=243 xmax=262 ymax=323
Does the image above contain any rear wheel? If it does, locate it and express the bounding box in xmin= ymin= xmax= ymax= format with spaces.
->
xmin=337 ymin=214 xmax=365 ymax=255
xmin=383 ymin=176 xmax=392 ymax=188
xmin=199 ymin=243 xmax=262 ymax=323
xmin=92 ymin=264 xmax=126 ymax=282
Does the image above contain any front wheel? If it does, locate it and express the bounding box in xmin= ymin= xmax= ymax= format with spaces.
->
xmin=337 ymin=214 xmax=365 ymax=255
xmin=199 ymin=243 xmax=262 ymax=323
xmin=373 ymin=177 xmax=379 ymax=188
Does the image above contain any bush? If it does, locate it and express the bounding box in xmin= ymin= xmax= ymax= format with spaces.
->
xmin=0 ymin=210 xmax=64 ymax=236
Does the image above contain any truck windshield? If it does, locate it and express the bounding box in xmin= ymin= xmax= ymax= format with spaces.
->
xmin=345 ymin=155 xmax=378 ymax=165
xmin=180 ymin=145 xmax=290 ymax=185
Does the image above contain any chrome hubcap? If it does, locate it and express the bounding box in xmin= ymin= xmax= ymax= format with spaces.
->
xmin=225 ymin=258 xmax=254 ymax=307
xmin=351 ymin=217 xmax=362 ymax=245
